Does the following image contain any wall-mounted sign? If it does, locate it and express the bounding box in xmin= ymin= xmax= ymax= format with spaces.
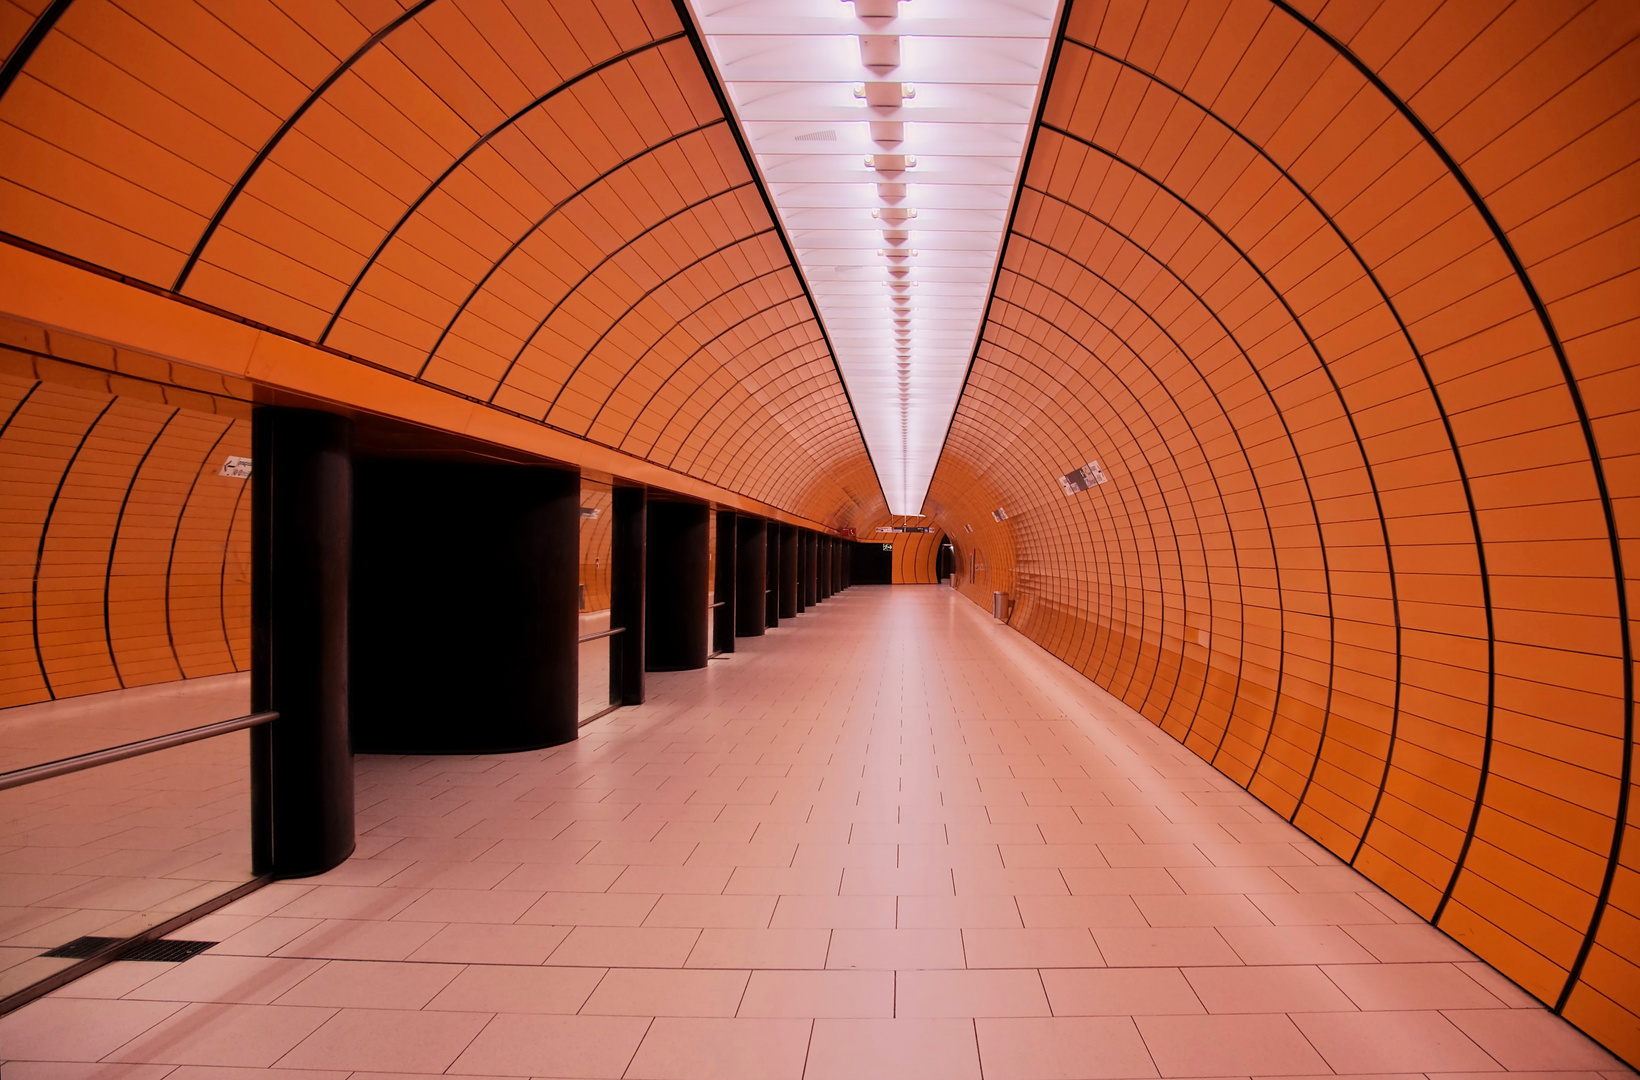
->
xmin=1059 ymin=461 xmax=1108 ymax=494
xmin=580 ymin=506 xmax=601 ymax=519
xmin=991 ymin=508 xmax=1008 ymax=522
xmin=875 ymin=525 xmax=932 ymax=534
xmin=220 ymin=456 xmax=251 ymax=478
xmin=839 ymin=528 xmax=857 ymax=539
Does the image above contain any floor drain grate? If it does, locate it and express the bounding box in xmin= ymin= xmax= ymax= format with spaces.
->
xmin=42 ymin=936 xmax=121 ymax=959
xmin=123 ymin=939 xmax=216 ymax=963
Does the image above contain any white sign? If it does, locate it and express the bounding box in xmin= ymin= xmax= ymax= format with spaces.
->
xmin=220 ymin=456 xmax=252 ymax=479
xmin=1059 ymin=461 xmax=1108 ymax=495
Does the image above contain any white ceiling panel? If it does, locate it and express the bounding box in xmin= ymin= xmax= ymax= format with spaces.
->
xmin=690 ymin=0 xmax=1058 ymax=515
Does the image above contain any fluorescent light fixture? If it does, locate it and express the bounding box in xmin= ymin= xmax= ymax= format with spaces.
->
xmin=685 ymin=0 xmax=1056 ymax=517
xmin=689 ymin=0 xmax=1057 ymax=515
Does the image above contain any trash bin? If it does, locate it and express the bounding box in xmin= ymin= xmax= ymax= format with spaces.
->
xmin=992 ymin=591 xmax=1009 ymax=620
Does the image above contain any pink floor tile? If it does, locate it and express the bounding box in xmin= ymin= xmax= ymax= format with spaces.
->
xmin=519 ymin=891 xmax=659 ymax=926
xmin=625 ymin=1016 xmax=811 ymax=1079
xmin=1166 ymin=867 xmax=1293 ymax=895
xmin=896 ymin=969 xmax=1051 ymax=1017
xmin=841 ymin=866 xmax=954 ymax=895
xmin=1247 ymin=891 xmax=1388 ymax=925
xmin=106 ymin=1002 xmax=335 ymax=1068
xmin=271 ymin=959 xmax=460 ymax=1010
xmin=392 ymin=888 xmax=540 ymax=923
xmin=549 ymin=925 xmax=701 ymax=967
xmin=737 ymin=969 xmax=894 ymax=1017
xmin=897 ymin=894 xmax=1024 ymax=928
xmin=644 ymin=893 xmax=777 ymax=928
xmin=425 ymin=963 xmax=604 ymax=1013
xmin=1343 ymin=923 xmax=1476 ymax=963
xmin=1062 ymin=869 xmax=1183 ymax=895
xmin=1001 ymin=843 xmax=1109 ymax=868
xmin=897 ymin=843 xmax=1004 ymax=870
xmin=125 ymin=956 xmax=326 ymax=1005
xmin=795 ymin=843 xmax=897 ymax=869
xmin=723 ymin=865 xmax=843 ymax=895
xmin=611 ymin=864 xmax=735 ymax=894
xmin=581 ymin=840 xmax=697 ymax=865
xmin=1444 ymin=1009 xmax=1628 ymax=1070
xmin=962 ymin=927 xmax=1105 ymax=968
xmin=1093 ymin=927 xmax=1241 ymax=967
xmin=1135 ymin=1013 xmax=1330 ymax=1076
xmin=976 ymin=1016 xmax=1158 ymax=1078
xmin=271 ymin=919 xmax=443 ymax=962
xmin=1182 ymin=965 xmax=1356 ymax=1013
xmin=1040 ymin=968 xmax=1204 ymax=1016
xmin=825 ymin=928 xmax=966 ymax=969
xmin=804 ymin=1018 xmax=981 ymax=1080
xmin=493 ymin=861 xmax=624 ymax=891
xmin=1016 ymin=894 xmax=1147 ymax=928
xmin=685 ymin=928 xmax=831 ymax=969
xmin=771 ymin=894 xmax=896 ymax=928
xmin=404 ymin=921 xmax=570 ymax=964
xmin=582 ymin=967 xmax=751 ymax=1016
xmin=1321 ymin=962 xmax=1510 ymax=1010
xmin=1135 ymin=894 xmax=1271 ymax=927
xmin=448 ymin=1013 xmax=651 ymax=1077
xmin=954 ymin=867 xmax=1069 ymax=895
xmin=1218 ymin=924 xmax=1376 ymax=965
xmin=0 ymin=997 xmax=184 ymax=1062
xmin=1292 ymin=1010 xmax=1501 ymax=1072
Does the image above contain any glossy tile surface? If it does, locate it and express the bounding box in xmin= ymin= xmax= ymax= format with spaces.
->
xmin=2 ymin=588 xmax=1631 ymax=1078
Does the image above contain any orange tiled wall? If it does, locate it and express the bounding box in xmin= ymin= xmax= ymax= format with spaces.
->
xmin=579 ymin=482 xmax=614 ymax=612
xmin=0 ymin=353 xmax=252 ymax=709
xmin=888 ymin=530 xmax=942 ymax=585
xmin=924 ymin=0 xmax=1639 ymax=1060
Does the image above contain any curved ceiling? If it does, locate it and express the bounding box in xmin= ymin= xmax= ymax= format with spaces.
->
xmin=0 ymin=0 xmax=884 ymax=528
xmin=921 ymin=0 xmax=1638 ymax=1061
xmin=1 ymin=0 xmax=1637 ymax=1064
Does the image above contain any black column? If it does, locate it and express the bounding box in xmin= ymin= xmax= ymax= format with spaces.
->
xmin=713 ymin=510 xmax=736 ymax=654
xmin=352 ymin=459 xmax=579 ymax=755
xmin=735 ymin=516 xmax=767 ymax=637
xmin=646 ymin=500 xmax=709 ymax=671
xmin=611 ymin=486 xmax=646 ymax=705
xmin=833 ymin=537 xmax=844 ymax=593
xmin=842 ymin=539 xmax=851 ymax=588
xmin=251 ymin=407 xmax=354 ymax=878
xmin=764 ymin=522 xmax=779 ymax=628
xmin=779 ymin=524 xmax=799 ymax=618
xmin=804 ymin=531 xmax=819 ymax=607
xmin=820 ymin=539 xmax=832 ymax=601
xmin=795 ymin=528 xmax=808 ymax=613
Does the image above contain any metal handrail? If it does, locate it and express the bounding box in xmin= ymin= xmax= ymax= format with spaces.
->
xmin=0 ymin=712 xmax=278 ymax=793
xmin=578 ymin=626 xmax=627 ymax=643
xmin=710 ymin=601 xmax=727 ymax=608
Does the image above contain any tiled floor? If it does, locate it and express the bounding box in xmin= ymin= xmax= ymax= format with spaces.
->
xmin=2 ymin=586 xmax=1633 ymax=1078
xmin=0 ymin=674 xmax=254 ymax=999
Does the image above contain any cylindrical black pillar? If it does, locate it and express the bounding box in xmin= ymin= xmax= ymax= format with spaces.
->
xmin=612 ymin=486 xmax=646 ymax=704
xmin=735 ymin=516 xmax=767 ymax=637
xmin=842 ymin=540 xmax=852 ymax=589
xmin=833 ymin=537 xmax=844 ymax=593
xmin=646 ymin=500 xmax=709 ymax=670
xmin=713 ymin=510 xmax=736 ymax=654
xmin=804 ymin=531 xmax=819 ymax=607
xmin=352 ymin=459 xmax=580 ymax=754
xmin=779 ymin=524 xmax=799 ymax=618
xmin=251 ymin=407 xmax=354 ymax=878
xmin=820 ymin=539 xmax=832 ymax=601
xmin=764 ymin=521 xmax=779 ymax=628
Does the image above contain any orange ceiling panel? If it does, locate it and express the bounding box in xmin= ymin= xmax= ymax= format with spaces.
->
xmin=0 ymin=0 xmax=881 ymax=528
